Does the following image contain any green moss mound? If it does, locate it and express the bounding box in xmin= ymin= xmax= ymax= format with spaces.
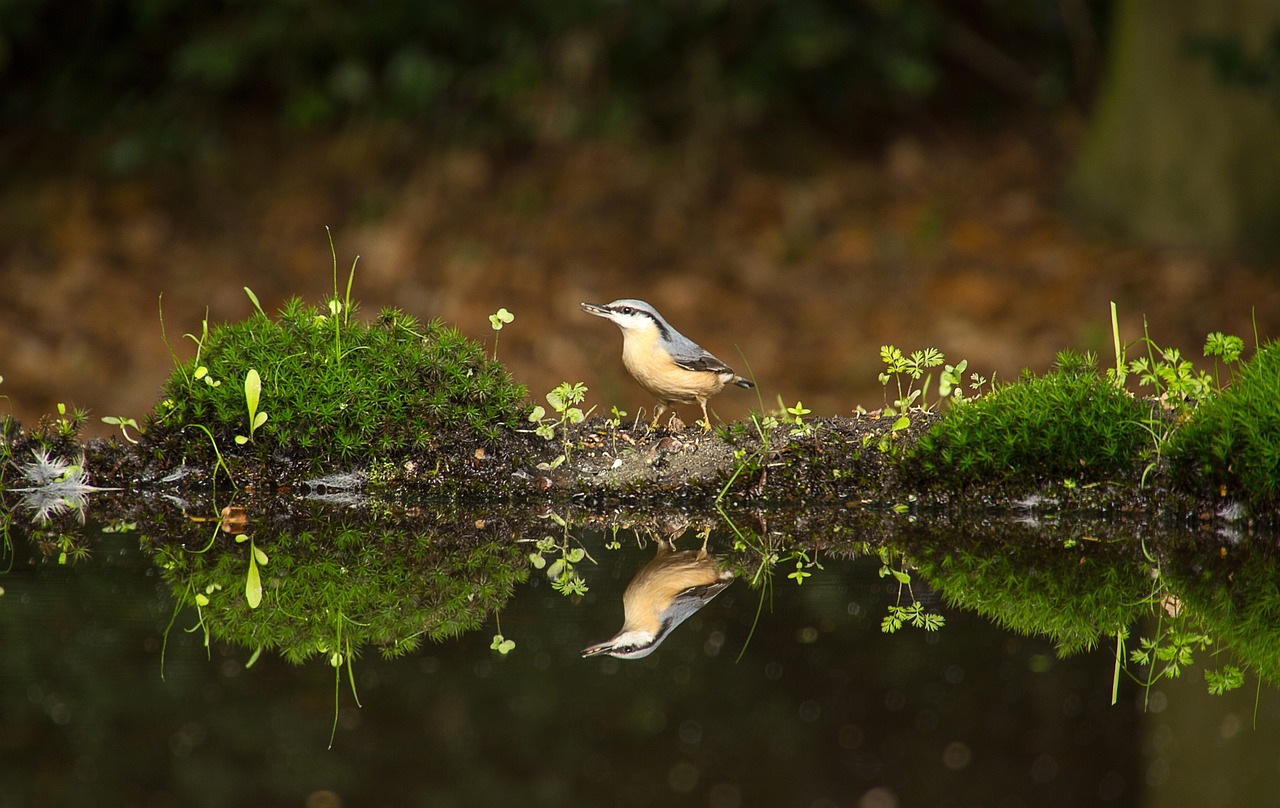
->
xmin=1168 ymin=341 xmax=1280 ymax=510
xmin=150 ymin=298 xmax=528 ymax=462
xmin=911 ymin=350 xmax=1149 ymax=483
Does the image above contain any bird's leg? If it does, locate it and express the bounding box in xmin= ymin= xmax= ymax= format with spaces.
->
xmin=649 ymin=402 xmax=667 ymax=431
xmin=698 ymin=398 xmax=712 ymax=432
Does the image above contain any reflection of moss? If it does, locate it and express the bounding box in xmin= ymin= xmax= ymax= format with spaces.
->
xmin=153 ymin=520 xmax=528 ymax=663
xmin=1168 ymin=341 xmax=1280 ymax=509
xmin=908 ymin=524 xmax=1150 ymax=655
xmin=1164 ymin=540 xmax=1280 ymax=685
xmin=911 ymin=351 xmax=1149 ymax=483
xmin=148 ymin=299 xmax=527 ymax=467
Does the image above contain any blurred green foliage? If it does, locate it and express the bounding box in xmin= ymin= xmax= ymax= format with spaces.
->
xmin=1 ymin=0 xmax=1099 ymax=167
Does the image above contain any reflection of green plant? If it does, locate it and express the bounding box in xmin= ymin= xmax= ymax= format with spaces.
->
xmin=876 ymin=548 xmax=944 ymax=633
xmin=153 ymin=520 xmax=528 ymax=664
xmin=785 ymin=547 xmax=821 ymax=584
xmin=913 ymin=526 xmax=1145 ymax=656
xmin=490 ymin=614 xmax=515 ymax=655
xmin=234 ymin=533 xmax=269 ymax=608
xmin=1162 ymin=538 xmax=1280 ymax=690
xmin=526 ymin=512 xmax=593 ymax=596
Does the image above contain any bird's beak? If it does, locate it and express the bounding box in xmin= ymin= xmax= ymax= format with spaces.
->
xmin=581 ymin=302 xmax=611 ymax=319
xmin=581 ymin=640 xmax=615 ymax=658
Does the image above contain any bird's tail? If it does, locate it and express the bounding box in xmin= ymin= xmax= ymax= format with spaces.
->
xmin=733 ymin=375 xmax=755 ymax=389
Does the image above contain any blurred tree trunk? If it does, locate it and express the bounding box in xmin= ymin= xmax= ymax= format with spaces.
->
xmin=1069 ymin=0 xmax=1280 ymax=258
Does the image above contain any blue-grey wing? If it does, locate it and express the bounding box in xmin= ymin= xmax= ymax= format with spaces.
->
xmin=672 ymin=349 xmax=735 ymax=375
xmin=657 ymin=578 xmax=734 ymax=636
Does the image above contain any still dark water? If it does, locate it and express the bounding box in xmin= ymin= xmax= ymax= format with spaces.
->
xmin=2 ymin=519 xmax=1278 ymax=808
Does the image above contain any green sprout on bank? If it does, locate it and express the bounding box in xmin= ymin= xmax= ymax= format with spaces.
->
xmin=529 ymin=381 xmax=593 ymax=469
xmin=233 ymin=368 xmax=269 ymax=445
xmin=784 ymin=400 xmax=811 ymax=436
xmin=606 ymin=405 xmax=627 ymax=429
xmin=879 ymin=345 xmax=945 ymax=414
xmin=325 ymin=226 xmax=360 ymax=365
xmin=874 ymin=345 xmax=968 ymax=458
xmin=101 ymin=415 xmax=142 ymax=444
xmin=489 ymin=307 xmax=514 ymax=360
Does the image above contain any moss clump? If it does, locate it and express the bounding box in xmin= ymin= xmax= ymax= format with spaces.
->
xmin=150 ymin=298 xmax=527 ymax=463
xmin=911 ymin=350 xmax=1149 ymax=483
xmin=1167 ymin=341 xmax=1280 ymax=510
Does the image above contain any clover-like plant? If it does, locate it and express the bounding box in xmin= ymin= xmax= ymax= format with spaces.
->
xmin=528 ymin=381 xmax=592 ymax=468
xmin=488 ymin=307 xmax=514 ymax=359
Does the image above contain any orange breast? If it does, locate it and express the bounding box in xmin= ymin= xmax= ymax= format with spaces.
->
xmin=622 ymin=328 xmax=727 ymax=404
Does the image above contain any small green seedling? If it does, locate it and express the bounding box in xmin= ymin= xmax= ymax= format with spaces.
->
xmin=607 ymin=405 xmax=627 ymax=429
xmin=784 ymin=400 xmax=811 ymax=435
xmin=879 ymin=344 xmax=945 ymax=414
xmin=489 ymin=307 xmax=514 ymax=359
xmin=101 ymin=416 xmax=142 ymax=444
xmin=528 ymin=381 xmax=593 ymax=468
xmin=234 ymin=368 xmax=269 ymax=445
xmin=244 ymin=286 xmax=268 ymax=319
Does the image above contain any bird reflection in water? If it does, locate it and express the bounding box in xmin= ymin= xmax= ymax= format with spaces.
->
xmin=582 ymin=531 xmax=734 ymax=660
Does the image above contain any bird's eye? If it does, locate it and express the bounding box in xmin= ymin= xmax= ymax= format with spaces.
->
xmin=618 ymin=306 xmax=634 ymax=315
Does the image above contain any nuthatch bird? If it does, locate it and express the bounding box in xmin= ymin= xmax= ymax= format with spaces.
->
xmin=581 ymin=299 xmax=755 ymax=430
xmin=581 ymin=535 xmax=734 ymax=660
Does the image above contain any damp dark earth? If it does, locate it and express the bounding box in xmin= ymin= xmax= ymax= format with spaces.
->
xmin=4 ymin=478 xmax=1280 ymax=808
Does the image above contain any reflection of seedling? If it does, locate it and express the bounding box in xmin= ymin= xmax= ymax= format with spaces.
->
xmin=528 ymin=381 xmax=593 ymax=468
xmin=234 ymin=368 xmax=269 ymax=445
xmin=785 ymin=548 xmax=822 ymax=584
xmin=11 ymin=449 xmax=115 ymax=526
xmin=526 ymin=513 xmax=593 ymax=596
xmin=234 ymin=533 xmax=269 ymax=609
xmin=877 ymin=548 xmax=945 ymax=633
xmin=488 ymin=307 xmax=514 ymax=360
xmin=490 ymin=614 xmax=515 ymax=655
